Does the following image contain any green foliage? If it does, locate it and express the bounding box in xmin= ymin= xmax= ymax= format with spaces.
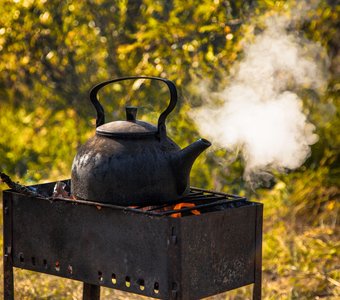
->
xmin=0 ymin=0 xmax=339 ymax=298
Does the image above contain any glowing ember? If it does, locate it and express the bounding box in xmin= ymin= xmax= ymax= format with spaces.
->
xmin=171 ymin=203 xmax=200 ymax=218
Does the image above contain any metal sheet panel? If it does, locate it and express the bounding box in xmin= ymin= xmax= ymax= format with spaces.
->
xmin=179 ymin=205 xmax=257 ymax=299
xmin=11 ymin=193 xmax=170 ymax=299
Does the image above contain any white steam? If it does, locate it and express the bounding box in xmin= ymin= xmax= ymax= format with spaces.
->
xmin=191 ymin=14 xmax=328 ymax=183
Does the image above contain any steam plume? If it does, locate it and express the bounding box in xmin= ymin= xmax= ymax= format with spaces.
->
xmin=191 ymin=12 xmax=328 ymax=185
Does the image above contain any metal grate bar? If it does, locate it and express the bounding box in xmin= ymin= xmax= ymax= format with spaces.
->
xmin=155 ymin=198 xmax=248 ymax=216
xmin=130 ymin=188 xmax=248 ymax=216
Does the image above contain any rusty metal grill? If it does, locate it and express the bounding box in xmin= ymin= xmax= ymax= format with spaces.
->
xmin=3 ymin=181 xmax=262 ymax=300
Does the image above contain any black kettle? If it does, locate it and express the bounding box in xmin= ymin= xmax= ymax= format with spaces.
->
xmin=71 ymin=76 xmax=211 ymax=205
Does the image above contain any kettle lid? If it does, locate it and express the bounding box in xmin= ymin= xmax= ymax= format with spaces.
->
xmin=96 ymin=106 xmax=158 ymax=138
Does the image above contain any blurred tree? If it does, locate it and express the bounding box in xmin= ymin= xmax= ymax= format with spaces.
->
xmin=0 ymin=0 xmax=253 ymax=183
xmin=0 ymin=0 xmax=338 ymax=193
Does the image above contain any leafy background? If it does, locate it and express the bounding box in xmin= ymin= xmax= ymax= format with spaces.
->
xmin=0 ymin=0 xmax=339 ymax=299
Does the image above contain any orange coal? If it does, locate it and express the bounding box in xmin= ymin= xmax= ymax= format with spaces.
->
xmin=171 ymin=203 xmax=200 ymax=218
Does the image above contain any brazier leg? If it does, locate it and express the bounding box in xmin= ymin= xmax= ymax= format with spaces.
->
xmin=3 ymin=254 xmax=14 ymax=300
xmin=83 ymin=283 xmax=100 ymax=300
xmin=3 ymin=195 xmax=14 ymax=300
xmin=252 ymin=240 xmax=262 ymax=300
xmin=253 ymin=204 xmax=263 ymax=300
xmin=253 ymin=281 xmax=261 ymax=300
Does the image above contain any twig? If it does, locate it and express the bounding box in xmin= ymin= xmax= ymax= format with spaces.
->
xmin=0 ymin=171 xmax=46 ymax=198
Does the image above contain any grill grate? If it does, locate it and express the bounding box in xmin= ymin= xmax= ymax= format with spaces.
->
xmin=131 ymin=187 xmax=247 ymax=216
xmin=37 ymin=180 xmax=248 ymax=217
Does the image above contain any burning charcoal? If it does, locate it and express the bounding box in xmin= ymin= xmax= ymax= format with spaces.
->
xmin=171 ymin=203 xmax=201 ymax=218
xmin=52 ymin=181 xmax=70 ymax=198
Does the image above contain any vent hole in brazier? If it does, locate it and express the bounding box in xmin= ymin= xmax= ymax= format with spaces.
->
xmin=43 ymin=259 xmax=47 ymax=268
xmin=138 ymin=279 xmax=145 ymax=291
xmin=19 ymin=253 xmax=24 ymax=263
xmin=31 ymin=257 xmax=36 ymax=265
xmin=111 ymin=273 xmax=117 ymax=285
xmin=98 ymin=271 xmax=103 ymax=282
xmin=154 ymin=282 xmax=159 ymax=294
xmin=68 ymin=265 xmax=73 ymax=274
xmin=55 ymin=261 xmax=60 ymax=272
xmin=125 ymin=276 xmax=131 ymax=287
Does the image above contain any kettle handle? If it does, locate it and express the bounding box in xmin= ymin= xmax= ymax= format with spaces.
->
xmin=89 ymin=76 xmax=177 ymax=140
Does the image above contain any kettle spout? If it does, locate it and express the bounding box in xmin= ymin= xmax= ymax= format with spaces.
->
xmin=174 ymin=138 xmax=211 ymax=195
